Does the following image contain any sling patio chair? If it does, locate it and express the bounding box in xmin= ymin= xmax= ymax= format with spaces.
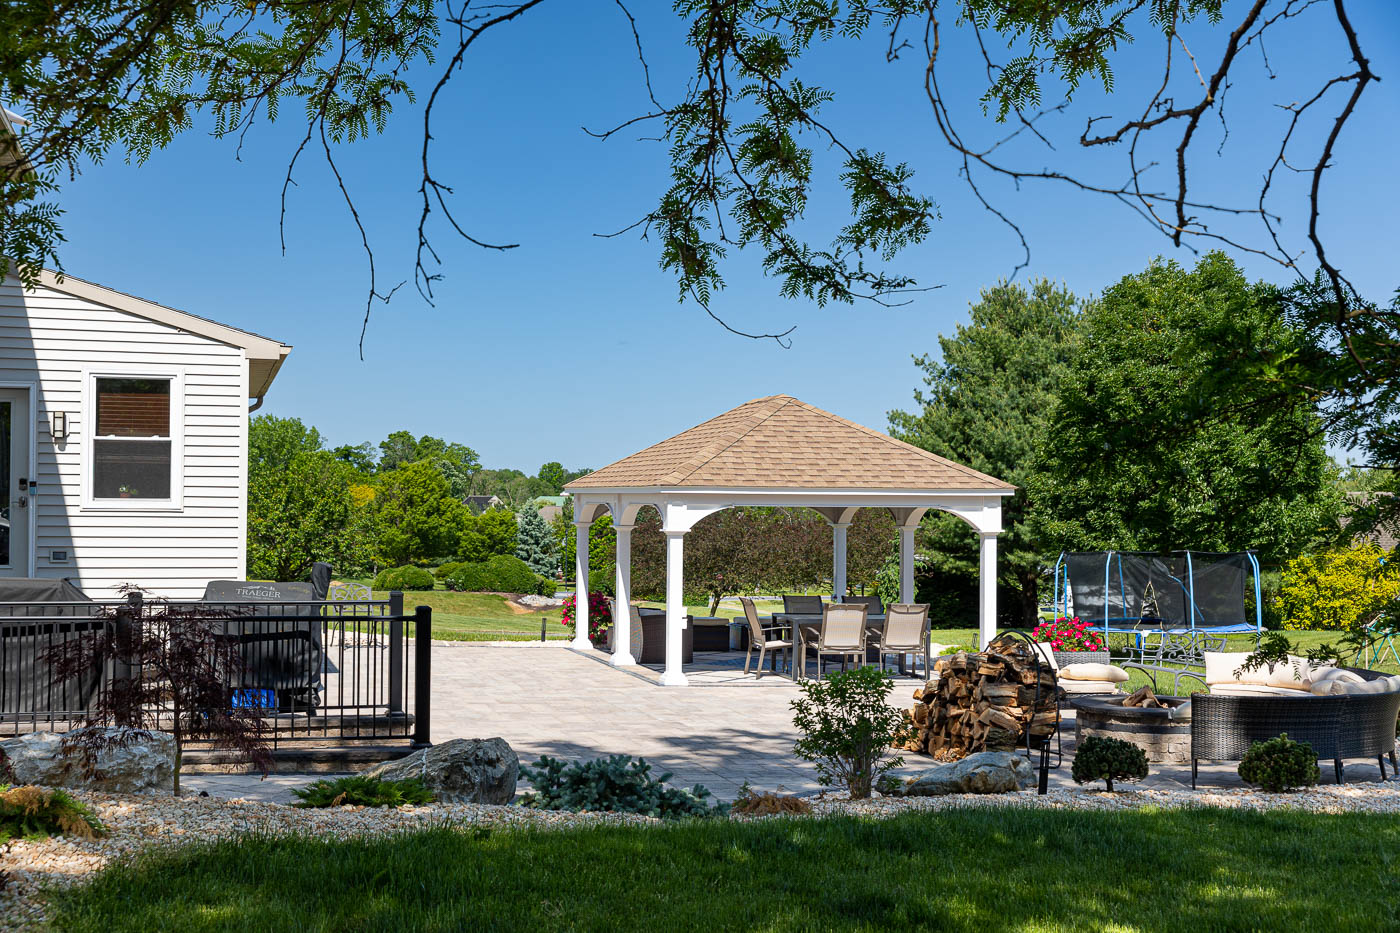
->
xmin=740 ymin=597 xmax=792 ymax=678
xmin=814 ymin=602 xmax=869 ymax=679
xmin=782 ymin=594 xmax=825 ymax=615
xmin=874 ymin=603 xmax=930 ymax=676
xmin=841 ymin=594 xmax=884 ymax=615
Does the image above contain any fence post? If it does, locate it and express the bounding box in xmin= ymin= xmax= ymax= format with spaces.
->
xmin=412 ymin=605 xmax=431 ymax=748
xmin=388 ymin=591 xmax=404 ymax=716
xmin=112 ymin=591 xmax=143 ymax=728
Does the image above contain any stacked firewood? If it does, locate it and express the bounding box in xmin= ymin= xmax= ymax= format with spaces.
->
xmin=899 ymin=636 xmax=1058 ymax=761
xmin=1122 ymin=685 xmax=1168 ymax=709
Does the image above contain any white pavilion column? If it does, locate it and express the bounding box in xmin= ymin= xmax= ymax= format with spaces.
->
xmin=570 ymin=519 xmax=593 ymax=650
xmin=899 ymin=525 xmax=916 ymax=604
xmin=611 ymin=523 xmax=636 ymax=666
xmin=978 ymin=532 xmax=998 ymax=649
xmin=661 ymin=530 xmax=689 ymax=686
xmin=831 ymin=522 xmax=850 ymax=600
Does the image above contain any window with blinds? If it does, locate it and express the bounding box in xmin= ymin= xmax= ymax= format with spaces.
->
xmin=93 ymin=377 xmax=172 ymax=500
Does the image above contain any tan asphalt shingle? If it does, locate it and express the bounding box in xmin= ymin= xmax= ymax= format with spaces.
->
xmin=564 ymin=395 xmax=1012 ymax=491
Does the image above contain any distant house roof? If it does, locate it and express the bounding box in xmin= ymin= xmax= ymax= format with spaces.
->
xmin=0 ymin=105 xmax=33 ymax=176
xmin=533 ymin=496 xmax=567 ymax=507
xmin=465 ymin=495 xmax=504 ymax=512
xmin=1345 ymin=492 xmax=1399 ymax=551
xmin=17 ymin=268 xmax=292 ymax=397
xmin=565 ymin=395 xmax=1013 ymax=492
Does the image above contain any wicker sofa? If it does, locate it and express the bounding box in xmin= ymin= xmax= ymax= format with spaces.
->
xmin=1191 ymin=665 xmax=1400 ymax=787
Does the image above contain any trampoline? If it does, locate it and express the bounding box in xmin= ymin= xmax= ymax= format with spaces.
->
xmin=1050 ymin=551 xmax=1263 ymax=645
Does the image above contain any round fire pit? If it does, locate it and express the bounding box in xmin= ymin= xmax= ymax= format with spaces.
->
xmin=1071 ymin=695 xmax=1192 ymax=764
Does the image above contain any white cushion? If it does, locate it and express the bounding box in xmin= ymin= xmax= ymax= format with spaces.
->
xmin=1323 ymin=674 xmax=1400 ymax=696
xmin=1203 ymin=652 xmax=1312 ymax=689
xmin=1307 ymin=668 xmax=1366 ymax=695
xmin=1058 ymin=679 xmax=1121 ymax=695
xmin=1030 ymin=642 xmax=1058 ymax=672
xmin=1208 ymin=683 xmax=1315 ymax=697
xmin=1059 ymin=662 xmax=1130 ymax=683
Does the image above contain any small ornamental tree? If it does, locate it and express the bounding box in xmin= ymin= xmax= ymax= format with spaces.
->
xmin=561 ymin=592 xmax=612 ymax=642
xmin=515 ymin=507 xmax=559 ymax=577
xmin=46 ymin=590 xmax=272 ymax=795
xmin=1071 ymin=736 xmax=1149 ymax=792
xmin=790 ymin=666 xmax=906 ymax=800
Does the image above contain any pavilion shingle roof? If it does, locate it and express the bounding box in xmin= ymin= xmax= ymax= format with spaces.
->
xmin=565 ymin=395 xmax=1013 ymax=491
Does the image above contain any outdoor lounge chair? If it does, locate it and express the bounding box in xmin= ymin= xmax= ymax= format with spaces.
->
xmin=815 ymin=603 xmax=869 ymax=678
xmin=874 ymin=603 xmax=929 ymax=675
xmin=740 ymin=597 xmax=791 ymax=678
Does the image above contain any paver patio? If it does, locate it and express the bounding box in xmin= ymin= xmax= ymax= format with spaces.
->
xmin=188 ymin=643 xmax=1391 ymax=803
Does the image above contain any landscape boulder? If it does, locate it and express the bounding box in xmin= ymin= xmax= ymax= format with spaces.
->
xmin=898 ymin=750 xmax=1036 ymax=797
xmin=0 ymin=728 xmax=176 ymax=795
xmin=365 ymin=737 xmax=518 ymax=804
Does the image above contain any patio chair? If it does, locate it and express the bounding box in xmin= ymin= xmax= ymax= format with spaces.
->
xmin=814 ymin=603 xmax=869 ymax=679
xmin=841 ymin=594 xmax=884 ymax=615
xmin=740 ymin=597 xmax=791 ymax=678
xmin=874 ymin=603 xmax=929 ymax=676
xmin=782 ymin=594 xmax=825 ymax=615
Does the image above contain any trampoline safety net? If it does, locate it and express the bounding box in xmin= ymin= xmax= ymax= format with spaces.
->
xmin=1054 ymin=551 xmax=1261 ymax=633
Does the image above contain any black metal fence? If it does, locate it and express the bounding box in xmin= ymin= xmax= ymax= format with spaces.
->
xmin=0 ymin=592 xmax=430 ymax=750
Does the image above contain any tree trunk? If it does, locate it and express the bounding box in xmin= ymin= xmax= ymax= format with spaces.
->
xmin=1018 ymin=572 xmax=1040 ymax=627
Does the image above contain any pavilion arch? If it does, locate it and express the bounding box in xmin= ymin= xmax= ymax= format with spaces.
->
xmin=565 ymin=396 xmax=1014 ymax=686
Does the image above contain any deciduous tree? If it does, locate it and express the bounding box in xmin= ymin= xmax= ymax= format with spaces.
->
xmin=1028 ymin=253 xmax=1339 ymax=561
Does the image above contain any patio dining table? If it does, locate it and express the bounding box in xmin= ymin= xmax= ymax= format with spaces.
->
xmin=769 ymin=613 xmax=933 ymax=680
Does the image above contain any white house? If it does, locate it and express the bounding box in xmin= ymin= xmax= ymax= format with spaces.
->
xmin=0 ymin=269 xmax=291 ymax=598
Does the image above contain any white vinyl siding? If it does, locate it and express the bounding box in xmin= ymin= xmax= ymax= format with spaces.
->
xmin=0 ymin=279 xmax=247 ymax=598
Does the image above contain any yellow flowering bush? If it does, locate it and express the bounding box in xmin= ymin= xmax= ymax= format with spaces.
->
xmin=1279 ymin=544 xmax=1400 ymax=631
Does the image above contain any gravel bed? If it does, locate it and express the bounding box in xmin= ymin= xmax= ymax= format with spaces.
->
xmin=785 ymin=782 xmax=1400 ymax=819
xmin=6 ymin=782 xmax=1398 ymax=930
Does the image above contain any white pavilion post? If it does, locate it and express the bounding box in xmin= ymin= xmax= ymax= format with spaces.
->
xmin=831 ymin=522 xmax=850 ymax=600
xmin=661 ymin=531 xmax=689 ymax=686
xmin=978 ymin=532 xmax=998 ymax=649
xmin=899 ymin=525 xmax=916 ymax=604
xmin=570 ymin=519 xmax=593 ymax=650
xmin=611 ymin=522 xmax=636 ymax=666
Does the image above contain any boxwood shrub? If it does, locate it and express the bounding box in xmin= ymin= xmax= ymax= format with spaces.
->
xmin=372 ymin=565 xmax=436 ymax=592
xmin=445 ymin=555 xmax=544 ymax=595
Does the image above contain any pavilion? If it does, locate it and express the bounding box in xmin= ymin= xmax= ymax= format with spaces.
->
xmin=563 ymin=395 xmax=1014 ymax=686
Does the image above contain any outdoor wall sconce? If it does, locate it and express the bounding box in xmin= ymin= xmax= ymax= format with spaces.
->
xmin=50 ymin=411 xmax=67 ymax=441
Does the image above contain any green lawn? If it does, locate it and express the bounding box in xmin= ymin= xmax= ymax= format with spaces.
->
xmin=365 ymin=589 xmax=562 ymax=641
xmin=49 ymin=808 xmax=1400 ymax=931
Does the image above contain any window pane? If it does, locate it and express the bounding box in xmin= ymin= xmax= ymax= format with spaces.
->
xmin=94 ymin=439 xmax=171 ymax=499
xmin=96 ymin=378 xmax=170 ymax=437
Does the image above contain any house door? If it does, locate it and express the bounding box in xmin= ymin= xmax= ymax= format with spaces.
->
xmin=0 ymin=389 xmax=31 ymax=576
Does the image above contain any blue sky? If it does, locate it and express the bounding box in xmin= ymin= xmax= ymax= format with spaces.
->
xmin=43 ymin=3 xmax=1400 ymax=472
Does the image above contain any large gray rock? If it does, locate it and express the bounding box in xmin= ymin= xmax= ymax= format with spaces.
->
xmin=899 ymin=751 xmax=1036 ymax=797
xmin=0 ymin=728 xmax=176 ymax=795
xmin=364 ymin=737 xmax=518 ymax=804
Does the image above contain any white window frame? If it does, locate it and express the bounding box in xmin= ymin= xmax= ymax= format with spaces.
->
xmin=80 ymin=366 xmax=185 ymax=511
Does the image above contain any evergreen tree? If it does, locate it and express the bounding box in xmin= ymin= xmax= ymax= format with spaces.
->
xmin=515 ymin=507 xmax=559 ymax=576
xmin=889 ymin=278 xmax=1082 ymax=624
